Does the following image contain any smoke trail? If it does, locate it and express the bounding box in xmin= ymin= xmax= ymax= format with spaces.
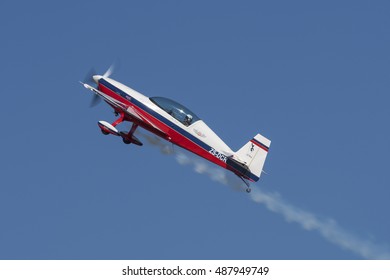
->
xmin=136 ymin=131 xmax=174 ymax=155
xmin=250 ymin=188 xmax=390 ymax=259
xmin=139 ymin=133 xmax=390 ymax=259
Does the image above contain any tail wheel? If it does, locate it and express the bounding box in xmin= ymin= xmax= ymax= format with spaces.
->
xmin=246 ymin=188 xmax=251 ymax=193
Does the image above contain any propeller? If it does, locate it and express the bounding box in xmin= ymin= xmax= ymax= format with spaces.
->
xmin=103 ymin=59 xmax=120 ymax=79
xmin=90 ymin=94 xmax=101 ymax=107
xmin=103 ymin=64 xmax=115 ymax=78
xmin=83 ymin=67 xmax=97 ymax=85
xmin=83 ymin=62 xmax=119 ymax=107
xmin=83 ymin=68 xmax=101 ymax=107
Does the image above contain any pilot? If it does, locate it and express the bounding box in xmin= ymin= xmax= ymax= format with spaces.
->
xmin=184 ymin=114 xmax=193 ymax=126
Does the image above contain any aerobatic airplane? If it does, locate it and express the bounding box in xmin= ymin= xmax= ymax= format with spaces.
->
xmin=80 ymin=67 xmax=271 ymax=192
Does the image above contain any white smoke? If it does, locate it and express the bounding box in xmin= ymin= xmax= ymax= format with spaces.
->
xmin=139 ymin=133 xmax=390 ymax=259
xmin=136 ymin=131 xmax=174 ymax=155
xmin=250 ymin=188 xmax=390 ymax=260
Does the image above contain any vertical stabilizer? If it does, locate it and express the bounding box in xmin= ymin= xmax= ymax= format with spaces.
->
xmin=234 ymin=133 xmax=271 ymax=181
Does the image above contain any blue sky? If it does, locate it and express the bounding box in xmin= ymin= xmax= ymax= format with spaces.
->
xmin=0 ymin=0 xmax=389 ymax=259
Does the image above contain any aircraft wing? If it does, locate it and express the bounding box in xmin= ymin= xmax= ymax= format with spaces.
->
xmin=127 ymin=104 xmax=166 ymax=134
xmin=81 ymin=82 xmax=129 ymax=111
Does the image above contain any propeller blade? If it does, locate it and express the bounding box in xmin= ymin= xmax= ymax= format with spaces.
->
xmin=83 ymin=68 xmax=97 ymax=85
xmin=103 ymin=64 xmax=114 ymax=78
xmin=90 ymin=94 xmax=101 ymax=107
xmin=103 ymin=59 xmax=120 ymax=78
xmin=83 ymin=62 xmax=119 ymax=107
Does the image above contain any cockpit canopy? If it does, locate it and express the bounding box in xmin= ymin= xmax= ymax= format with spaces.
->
xmin=150 ymin=96 xmax=200 ymax=126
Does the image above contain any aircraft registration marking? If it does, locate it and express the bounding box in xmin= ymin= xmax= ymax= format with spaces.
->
xmin=209 ymin=148 xmax=227 ymax=163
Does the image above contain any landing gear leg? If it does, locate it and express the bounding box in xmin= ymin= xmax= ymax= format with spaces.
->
xmin=121 ymin=123 xmax=138 ymax=145
xmin=112 ymin=112 xmax=125 ymax=127
xmin=120 ymin=123 xmax=143 ymax=146
xmin=128 ymin=123 xmax=138 ymax=136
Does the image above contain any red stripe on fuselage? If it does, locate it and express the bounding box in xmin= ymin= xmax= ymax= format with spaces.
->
xmin=98 ymin=82 xmax=228 ymax=170
xmin=98 ymin=83 xmax=132 ymax=107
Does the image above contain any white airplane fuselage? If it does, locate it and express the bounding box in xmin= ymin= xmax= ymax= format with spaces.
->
xmin=83 ymin=75 xmax=271 ymax=184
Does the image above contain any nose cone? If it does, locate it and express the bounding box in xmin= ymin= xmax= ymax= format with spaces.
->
xmin=93 ymin=75 xmax=103 ymax=84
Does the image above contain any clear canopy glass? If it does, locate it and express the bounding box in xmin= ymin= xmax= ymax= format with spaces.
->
xmin=150 ymin=97 xmax=200 ymax=126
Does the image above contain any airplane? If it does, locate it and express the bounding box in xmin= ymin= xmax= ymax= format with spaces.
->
xmin=80 ymin=67 xmax=271 ymax=192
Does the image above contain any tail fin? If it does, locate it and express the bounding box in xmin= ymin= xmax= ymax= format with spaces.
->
xmin=234 ymin=133 xmax=271 ymax=182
